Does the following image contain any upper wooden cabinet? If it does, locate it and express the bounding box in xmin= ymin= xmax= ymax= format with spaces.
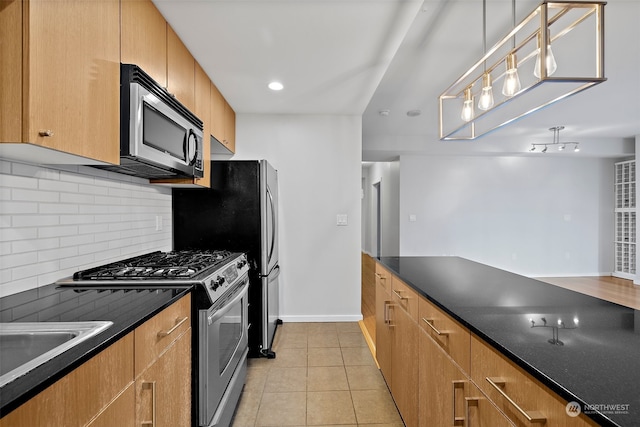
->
xmin=210 ymin=82 xmax=236 ymax=154
xmin=121 ymin=0 xmax=167 ymax=88
xmin=0 ymin=0 xmax=120 ymax=164
xmin=167 ymin=26 xmax=195 ymax=112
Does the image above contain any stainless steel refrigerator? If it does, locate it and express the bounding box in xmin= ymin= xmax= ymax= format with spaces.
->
xmin=172 ymin=160 xmax=281 ymax=358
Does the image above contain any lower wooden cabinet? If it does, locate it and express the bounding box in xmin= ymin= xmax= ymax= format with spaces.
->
xmin=0 ymin=295 xmax=191 ymax=427
xmin=374 ymin=260 xmax=601 ymax=427
xmin=0 ymin=333 xmax=134 ymax=427
xmin=375 ymin=263 xmax=393 ymax=382
xmin=419 ymin=327 xmax=511 ymax=426
xmin=86 ymin=385 xmax=136 ymax=427
xmin=135 ymin=329 xmax=191 ymax=427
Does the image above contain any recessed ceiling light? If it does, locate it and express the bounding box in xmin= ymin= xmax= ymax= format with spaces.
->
xmin=406 ymin=110 xmax=421 ymax=117
xmin=379 ymin=109 xmax=390 ymax=116
xmin=268 ymin=81 xmax=284 ymax=91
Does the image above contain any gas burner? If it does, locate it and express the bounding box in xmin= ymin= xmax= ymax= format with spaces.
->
xmin=72 ymin=250 xmax=237 ymax=281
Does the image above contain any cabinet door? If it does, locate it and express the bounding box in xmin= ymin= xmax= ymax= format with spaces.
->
xmin=210 ymin=82 xmax=225 ymax=144
xmin=0 ymin=0 xmax=22 ymax=142
xmin=121 ymin=0 xmax=167 ymax=88
xmin=223 ymin=98 xmax=236 ymax=152
xmin=419 ymin=329 xmax=512 ymax=427
xmin=419 ymin=327 xmax=466 ymax=426
xmin=24 ymin=0 xmax=120 ymax=163
xmin=136 ymin=329 xmax=191 ymax=427
xmin=87 ymin=384 xmax=136 ymax=427
xmin=471 ymin=334 xmax=599 ymax=427
xmin=167 ymin=25 xmax=195 ymax=112
xmin=391 ymin=304 xmax=419 ymax=427
xmin=375 ymin=263 xmax=393 ymax=383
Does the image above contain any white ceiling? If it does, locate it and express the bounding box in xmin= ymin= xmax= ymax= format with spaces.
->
xmin=154 ymin=0 xmax=640 ymax=161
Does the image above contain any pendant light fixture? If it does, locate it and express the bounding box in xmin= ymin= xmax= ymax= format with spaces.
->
xmin=534 ymin=30 xmax=558 ymax=78
xmin=461 ymin=86 xmax=474 ymax=122
xmin=502 ymin=0 xmax=521 ymax=97
xmin=478 ymin=0 xmax=494 ymax=111
xmin=439 ymin=1 xmax=606 ymax=140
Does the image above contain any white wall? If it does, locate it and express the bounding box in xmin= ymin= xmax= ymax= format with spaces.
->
xmin=234 ymin=114 xmax=362 ymax=322
xmin=362 ymin=161 xmax=400 ymax=257
xmin=0 ymin=160 xmax=172 ymax=297
xmin=398 ymin=155 xmax=615 ymax=276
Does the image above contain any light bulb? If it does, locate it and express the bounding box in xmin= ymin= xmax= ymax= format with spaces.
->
xmin=478 ymin=73 xmax=494 ymax=111
xmin=574 ymin=145 xmax=580 ymax=152
xmin=461 ymin=87 xmax=474 ymax=122
xmin=502 ymin=53 xmax=521 ymax=97
xmin=534 ymin=32 xmax=558 ymax=78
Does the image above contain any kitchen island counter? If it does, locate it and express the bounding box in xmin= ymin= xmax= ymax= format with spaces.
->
xmin=0 ymin=284 xmax=191 ymax=417
xmin=377 ymin=256 xmax=640 ymax=427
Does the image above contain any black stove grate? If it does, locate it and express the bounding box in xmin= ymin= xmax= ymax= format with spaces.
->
xmin=73 ymin=250 xmax=235 ymax=280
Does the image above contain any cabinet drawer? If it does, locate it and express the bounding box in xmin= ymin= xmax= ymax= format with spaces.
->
xmin=135 ymin=294 xmax=191 ymax=376
xmin=470 ymin=334 xmax=598 ymax=427
xmin=375 ymin=262 xmax=392 ymax=295
xmin=391 ymin=276 xmax=419 ymax=322
xmin=419 ymin=295 xmax=470 ymax=374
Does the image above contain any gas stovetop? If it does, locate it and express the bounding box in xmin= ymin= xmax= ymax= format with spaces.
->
xmin=56 ymin=250 xmax=250 ymax=304
xmin=72 ymin=250 xmax=237 ymax=280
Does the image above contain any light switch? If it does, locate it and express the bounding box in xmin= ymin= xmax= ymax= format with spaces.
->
xmin=409 ymin=214 xmax=417 ymax=222
xmin=336 ymin=214 xmax=348 ymax=226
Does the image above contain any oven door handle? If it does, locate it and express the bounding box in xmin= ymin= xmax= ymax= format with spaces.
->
xmin=208 ymin=281 xmax=249 ymax=324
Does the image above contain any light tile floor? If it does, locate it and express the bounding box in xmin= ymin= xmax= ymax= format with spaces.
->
xmin=231 ymin=322 xmax=405 ymax=427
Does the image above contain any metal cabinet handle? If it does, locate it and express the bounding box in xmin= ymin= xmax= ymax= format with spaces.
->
xmin=384 ymin=301 xmax=395 ymax=327
xmin=375 ymin=273 xmax=387 ymax=280
xmin=452 ymin=380 xmax=465 ymax=425
xmin=465 ymin=397 xmax=479 ymax=426
xmin=422 ymin=317 xmax=449 ymax=336
xmin=157 ymin=316 xmax=188 ymax=338
xmin=38 ymin=130 xmax=54 ymax=137
xmin=392 ymin=289 xmax=408 ymax=300
xmin=485 ymin=377 xmax=546 ymax=423
xmin=141 ymin=381 xmax=157 ymax=427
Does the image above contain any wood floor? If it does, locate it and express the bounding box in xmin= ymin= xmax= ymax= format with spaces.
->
xmin=535 ymin=275 xmax=640 ymax=310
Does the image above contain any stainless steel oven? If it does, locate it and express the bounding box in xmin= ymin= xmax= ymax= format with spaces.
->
xmin=56 ymin=250 xmax=250 ymax=427
xmin=199 ymin=275 xmax=249 ymax=427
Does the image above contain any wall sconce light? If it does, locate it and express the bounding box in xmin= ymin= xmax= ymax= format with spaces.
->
xmin=528 ymin=126 xmax=580 ymax=153
xmin=439 ymin=1 xmax=606 ymax=140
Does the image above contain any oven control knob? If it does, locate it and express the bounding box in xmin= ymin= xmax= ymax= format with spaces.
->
xmin=237 ymin=259 xmax=246 ymax=269
xmin=211 ymin=276 xmax=225 ymax=290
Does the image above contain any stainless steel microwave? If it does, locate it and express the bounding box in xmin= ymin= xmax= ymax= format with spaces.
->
xmin=98 ymin=64 xmax=204 ymax=179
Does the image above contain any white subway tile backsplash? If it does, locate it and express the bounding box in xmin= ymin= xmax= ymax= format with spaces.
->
xmin=12 ymin=188 xmax=60 ymax=203
xmin=13 ymin=215 xmax=59 ymax=227
xmin=37 ymin=225 xmax=79 ymax=239
xmin=0 ymin=227 xmax=38 ymax=242
xmin=12 ymin=238 xmax=60 ymax=253
xmin=0 ymin=160 xmax=173 ymax=296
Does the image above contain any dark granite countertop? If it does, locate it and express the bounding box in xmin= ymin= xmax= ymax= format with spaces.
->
xmin=377 ymin=256 xmax=640 ymax=427
xmin=0 ymin=284 xmax=191 ymax=417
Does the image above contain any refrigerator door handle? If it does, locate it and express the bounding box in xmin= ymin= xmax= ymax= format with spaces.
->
xmin=266 ymin=186 xmax=276 ymax=266
xmin=268 ymin=265 xmax=280 ymax=282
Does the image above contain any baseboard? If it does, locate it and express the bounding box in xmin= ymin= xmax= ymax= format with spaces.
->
xmin=278 ymin=314 xmax=364 ymax=323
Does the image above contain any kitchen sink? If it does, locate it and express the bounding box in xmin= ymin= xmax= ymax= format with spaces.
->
xmin=0 ymin=321 xmax=113 ymax=388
